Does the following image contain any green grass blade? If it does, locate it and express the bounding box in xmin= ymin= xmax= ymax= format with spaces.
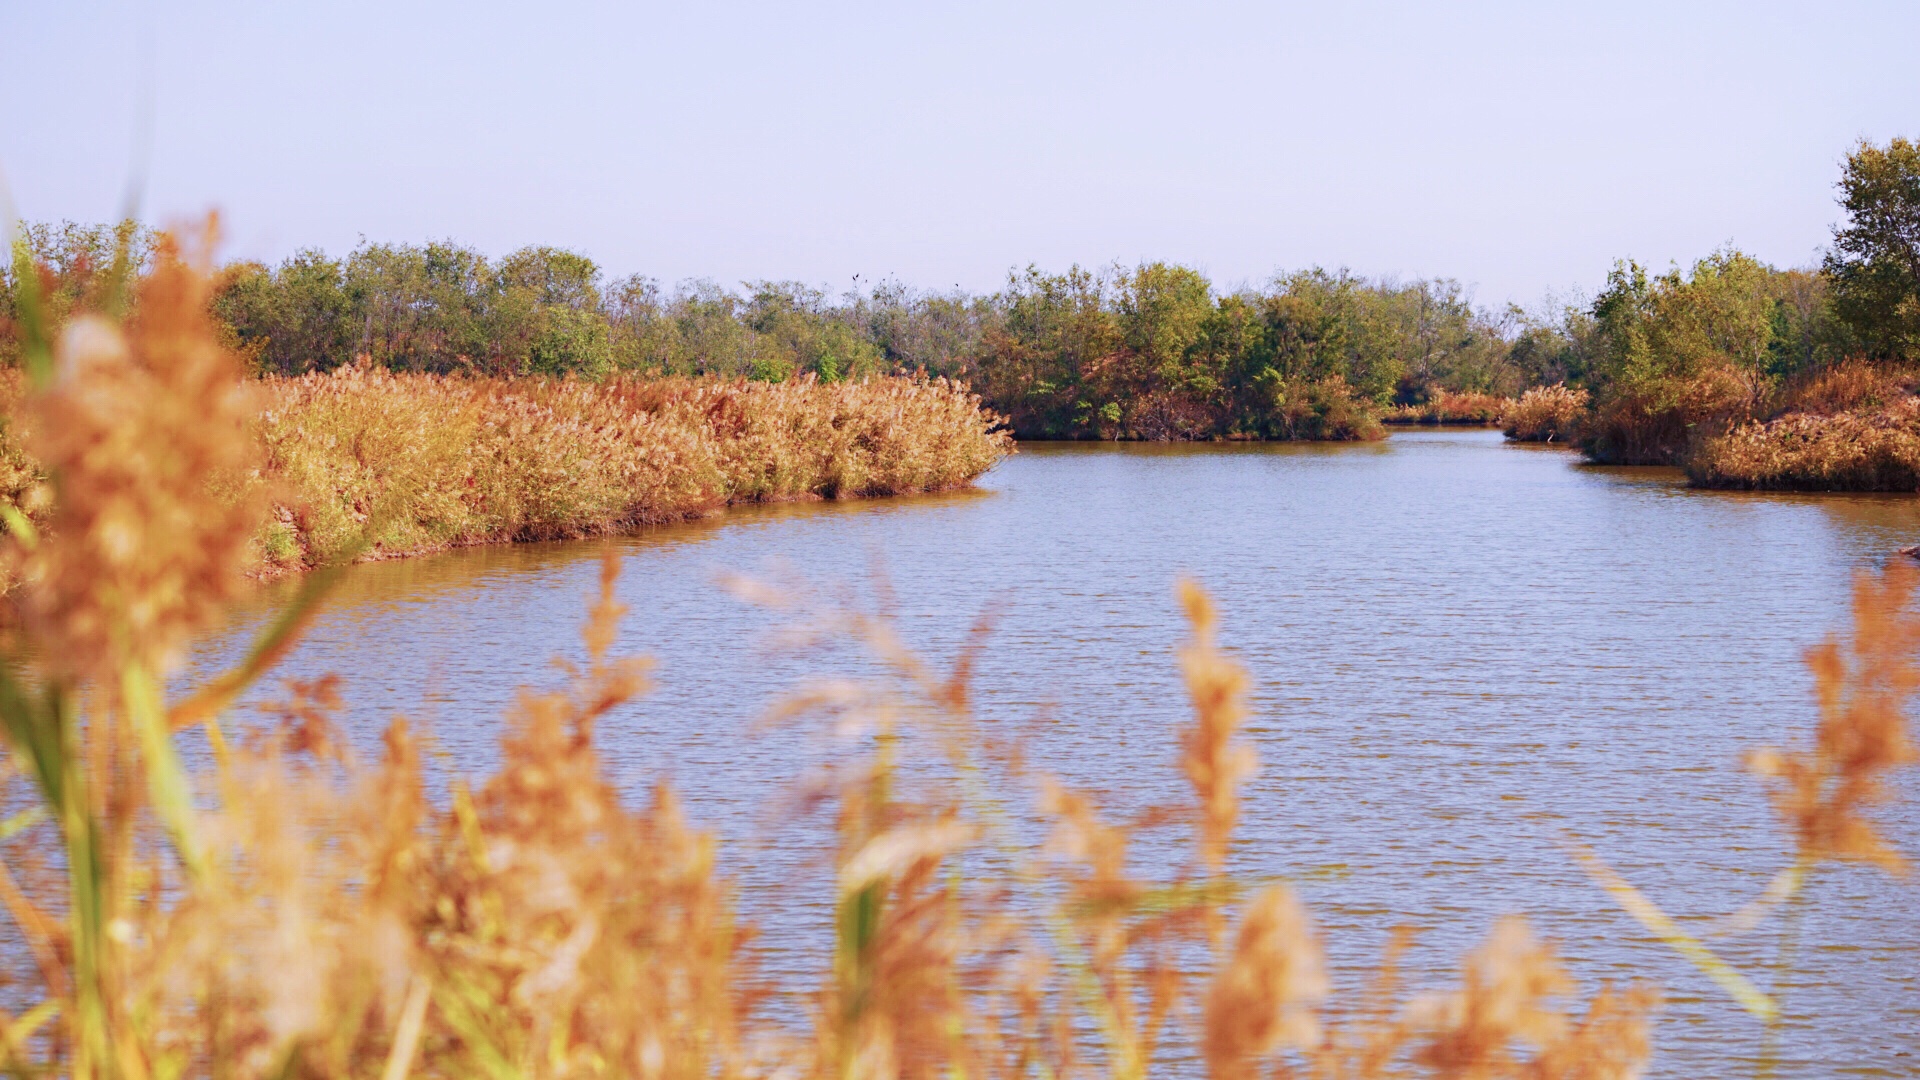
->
xmin=0 ymin=998 xmax=59 ymax=1059
xmin=0 ymin=808 xmax=45 ymax=844
xmin=122 ymin=662 xmax=206 ymax=879
xmin=432 ymin=976 xmax=520 ymax=1080
xmin=0 ymin=505 xmax=37 ymax=550
xmin=0 ymin=667 xmax=65 ymax=811
xmin=1567 ymin=837 xmax=1777 ymax=1021
xmin=168 ymin=558 xmax=352 ymax=736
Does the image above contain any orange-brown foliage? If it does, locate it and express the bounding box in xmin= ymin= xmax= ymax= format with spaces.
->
xmin=1502 ymin=385 xmax=1590 ymax=444
xmin=1385 ymin=391 xmax=1513 ymax=427
xmin=1579 ymin=369 xmax=1760 ymax=466
xmin=1688 ymin=363 xmax=1920 ymax=490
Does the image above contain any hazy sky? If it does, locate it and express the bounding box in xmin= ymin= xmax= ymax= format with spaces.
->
xmin=5 ymin=1 xmax=1917 ymax=306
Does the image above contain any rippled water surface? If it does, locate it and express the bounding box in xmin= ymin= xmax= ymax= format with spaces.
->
xmin=192 ymin=430 xmax=1920 ymax=1077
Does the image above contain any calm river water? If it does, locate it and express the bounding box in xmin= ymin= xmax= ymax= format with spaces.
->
xmin=191 ymin=429 xmax=1920 ymax=1077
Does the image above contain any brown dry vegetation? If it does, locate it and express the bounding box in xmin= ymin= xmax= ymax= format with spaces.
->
xmin=1574 ymin=369 xmax=1764 ymax=467
xmin=1688 ymin=363 xmax=1920 ymax=490
xmin=0 ymin=234 xmax=1914 ymax=1080
xmin=251 ymin=367 xmax=1011 ymax=568
xmin=1501 ymin=386 xmax=1589 ymax=444
xmin=1688 ymin=403 xmax=1920 ymax=491
xmin=0 ymin=356 xmax=1012 ymax=574
xmin=1504 ymin=356 xmax=1920 ymax=488
xmin=1383 ymin=391 xmax=1513 ymax=427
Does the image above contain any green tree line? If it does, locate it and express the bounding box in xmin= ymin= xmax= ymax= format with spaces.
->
xmin=1558 ymin=138 xmax=1920 ymax=462
xmin=7 ymin=137 xmax=1916 ymax=441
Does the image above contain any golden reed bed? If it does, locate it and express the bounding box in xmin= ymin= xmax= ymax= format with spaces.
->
xmin=251 ymin=366 xmax=1012 ymax=569
xmin=1381 ymin=391 xmax=1514 ymax=427
xmin=0 ymin=233 xmax=1912 ymax=1079
xmin=2 ymin=356 xmax=1012 ymax=575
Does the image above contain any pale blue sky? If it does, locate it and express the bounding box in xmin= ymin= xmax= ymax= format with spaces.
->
xmin=4 ymin=1 xmax=1917 ymax=305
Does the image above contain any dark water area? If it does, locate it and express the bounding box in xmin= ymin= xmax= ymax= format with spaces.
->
xmin=187 ymin=429 xmax=1920 ymax=1077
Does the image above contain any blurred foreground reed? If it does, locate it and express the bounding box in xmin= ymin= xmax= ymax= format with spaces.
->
xmin=0 ymin=232 xmax=1912 ymax=1079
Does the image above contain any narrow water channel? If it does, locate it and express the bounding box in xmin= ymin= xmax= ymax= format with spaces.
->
xmin=189 ymin=429 xmax=1920 ymax=1077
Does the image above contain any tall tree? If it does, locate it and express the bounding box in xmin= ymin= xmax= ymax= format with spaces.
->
xmin=1824 ymin=137 xmax=1920 ymax=360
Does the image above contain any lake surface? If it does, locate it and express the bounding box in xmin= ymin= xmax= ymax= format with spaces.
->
xmin=190 ymin=429 xmax=1920 ymax=1077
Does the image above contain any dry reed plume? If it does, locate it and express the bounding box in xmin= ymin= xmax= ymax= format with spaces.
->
xmin=1566 ymin=563 xmax=1918 ymax=1043
xmin=3 ymin=230 xmax=1914 ymax=1080
xmin=1383 ymin=391 xmax=1513 ymax=427
xmin=1501 ymin=386 xmax=1589 ymax=444
xmin=1750 ymin=563 xmax=1920 ymax=872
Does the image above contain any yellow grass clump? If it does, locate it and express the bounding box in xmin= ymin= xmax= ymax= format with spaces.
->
xmin=1687 ymin=402 xmax=1920 ymax=490
xmin=1384 ymin=391 xmax=1514 ymax=427
xmin=253 ymin=366 xmax=1013 ymax=568
xmin=1 ymin=230 xmax=1912 ymax=1079
xmin=1684 ymin=363 xmax=1920 ymax=490
xmin=1501 ymin=385 xmax=1590 ymax=444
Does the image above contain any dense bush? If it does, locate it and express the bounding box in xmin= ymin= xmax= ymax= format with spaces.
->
xmin=963 ymin=264 xmax=1522 ymax=439
xmin=1689 ymin=403 xmax=1920 ymax=491
xmin=1687 ymin=363 xmax=1920 ymax=489
xmin=1574 ymin=252 xmax=1830 ymax=463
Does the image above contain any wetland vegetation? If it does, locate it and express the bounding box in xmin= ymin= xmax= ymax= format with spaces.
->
xmin=9 ymin=140 xmax=1920 ymax=490
xmin=0 ymin=226 xmax=1913 ymax=1079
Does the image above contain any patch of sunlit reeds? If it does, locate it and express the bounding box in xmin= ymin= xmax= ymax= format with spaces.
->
xmin=1383 ymin=391 xmax=1513 ymax=427
xmin=0 ymin=295 xmax=1013 ymax=575
xmin=1501 ymin=384 xmax=1589 ymax=444
xmin=1687 ymin=365 xmax=1920 ymax=490
xmin=251 ymin=365 xmax=1012 ymax=568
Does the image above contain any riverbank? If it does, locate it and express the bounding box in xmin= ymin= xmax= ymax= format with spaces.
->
xmin=1 ymin=365 xmax=1014 ymax=573
xmin=1574 ymin=363 xmax=1920 ymax=491
xmin=1687 ymin=398 xmax=1920 ymax=490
